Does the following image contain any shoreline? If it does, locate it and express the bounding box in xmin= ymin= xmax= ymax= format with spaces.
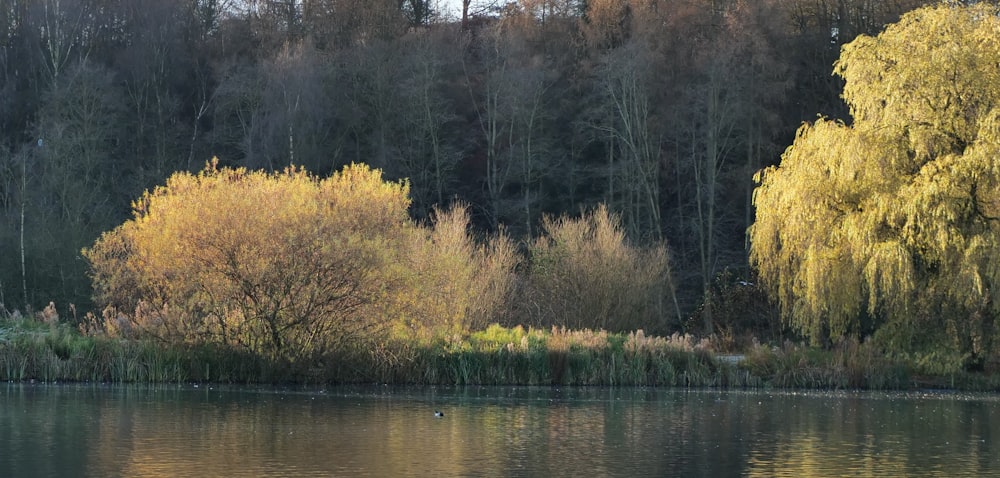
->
xmin=2 ymin=321 xmax=999 ymax=392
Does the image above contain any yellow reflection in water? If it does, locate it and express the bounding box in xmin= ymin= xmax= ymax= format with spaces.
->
xmin=20 ymin=387 xmax=992 ymax=477
xmin=746 ymin=434 xmax=910 ymax=477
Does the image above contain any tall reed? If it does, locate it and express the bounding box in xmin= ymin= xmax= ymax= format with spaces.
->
xmin=0 ymin=310 xmax=975 ymax=391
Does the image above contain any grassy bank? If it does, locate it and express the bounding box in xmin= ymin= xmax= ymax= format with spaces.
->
xmin=3 ymin=317 xmax=1000 ymax=391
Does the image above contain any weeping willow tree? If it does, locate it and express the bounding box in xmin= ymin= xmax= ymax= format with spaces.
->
xmin=749 ymin=3 xmax=1000 ymax=369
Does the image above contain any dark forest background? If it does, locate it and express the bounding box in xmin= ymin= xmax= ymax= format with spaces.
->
xmin=0 ymin=0 xmax=936 ymax=332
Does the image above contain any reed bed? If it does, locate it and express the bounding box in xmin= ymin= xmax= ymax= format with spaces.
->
xmin=739 ymin=339 xmax=913 ymax=390
xmin=370 ymin=326 xmax=742 ymax=387
xmin=0 ymin=317 xmax=276 ymax=383
xmin=5 ymin=315 xmax=999 ymax=390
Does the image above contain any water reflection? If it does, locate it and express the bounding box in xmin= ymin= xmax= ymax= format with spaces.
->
xmin=1 ymin=384 xmax=998 ymax=477
xmin=742 ymin=392 xmax=1000 ymax=477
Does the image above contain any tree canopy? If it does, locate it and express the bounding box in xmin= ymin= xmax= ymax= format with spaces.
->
xmin=749 ymin=3 xmax=1000 ymax=368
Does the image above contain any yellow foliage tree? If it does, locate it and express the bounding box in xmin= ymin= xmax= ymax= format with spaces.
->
xmin=84 ymin=161 xmax=413 ymax=362
xmin=750 ymin=4 xmax=1000 ymax=367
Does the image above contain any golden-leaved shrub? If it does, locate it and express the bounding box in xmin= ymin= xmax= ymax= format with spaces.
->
xmin=85 ymin=161 xmax=431 ymax=362
xmin=518 ymin=204 xmax=673 ymax=333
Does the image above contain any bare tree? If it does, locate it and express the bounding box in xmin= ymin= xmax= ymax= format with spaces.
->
xmin=395 ymin=28 xmax=465 ymax=214
xmin=213 ymin=43 xmax=333 ymax=170
xmin=27 ymin=59 xmax=125 ymax=306
xmin=262 ymin=43 xmax=332 ymax=169
xmin=590 ymin=39 xmax=664 ymax=240
xmin=117 ymin=0 xmax=191 ymax=185
xmin=303 ymin=0 xmax=406 ymax=49
xmin=461 ymin=0 xmax=501 ymax=28
xmin=213 ymin=62 xmax=266 ymax=166
xmin=464 ymin=22 xmax=519 ymax=228
xmin=28 ymin=0 xmax=88 ymax=82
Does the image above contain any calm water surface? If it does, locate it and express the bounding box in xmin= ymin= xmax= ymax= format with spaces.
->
xmin=1 ymin=383 xmax=999 ymax=477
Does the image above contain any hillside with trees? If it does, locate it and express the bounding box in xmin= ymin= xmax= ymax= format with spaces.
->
xmin=0 ymin=0 xmax=942 ymax=337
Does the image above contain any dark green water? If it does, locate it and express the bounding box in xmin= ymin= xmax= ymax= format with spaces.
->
xmin=1 ymin=384 xmax=998 ymax=477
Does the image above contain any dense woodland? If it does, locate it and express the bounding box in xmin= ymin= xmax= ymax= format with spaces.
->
xmin=0 ymin=0 xmax=940 ymax=331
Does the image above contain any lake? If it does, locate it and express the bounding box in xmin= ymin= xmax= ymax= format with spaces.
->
xmin=1 ymin=383 xmax=998 ymax=477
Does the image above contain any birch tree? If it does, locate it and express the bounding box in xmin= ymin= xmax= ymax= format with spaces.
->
xmin=593 ymin=38 xmax=664 ymax=240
